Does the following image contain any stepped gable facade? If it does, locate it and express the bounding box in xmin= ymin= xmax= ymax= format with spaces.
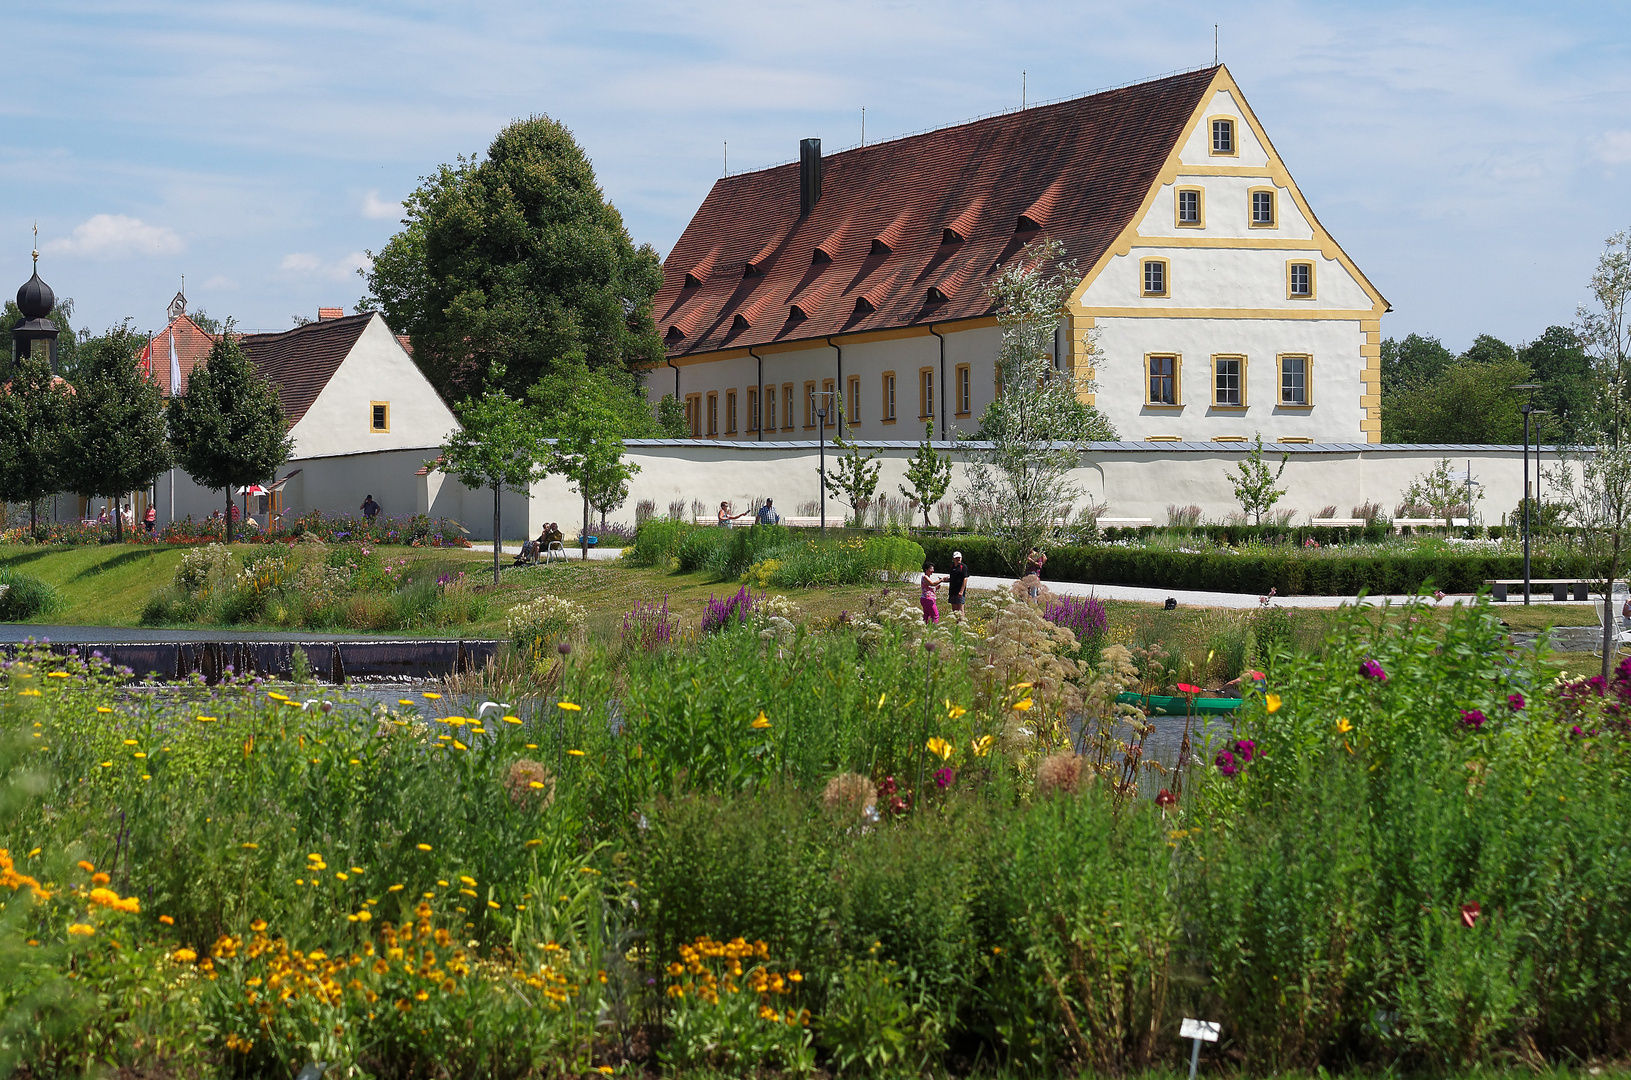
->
xmin=651 ymin=65 xmax=1388 ymax=444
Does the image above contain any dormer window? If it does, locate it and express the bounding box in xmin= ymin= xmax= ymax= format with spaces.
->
xmin=1210 ymin=118 xmax=1236 ymax=156
xmin=812 ymin=248 xmax=833 ymax=264
xmin=926 ymin=286 xmax=948 ymax=304
xmin=941 ymin=228 xmax=964 ymax=245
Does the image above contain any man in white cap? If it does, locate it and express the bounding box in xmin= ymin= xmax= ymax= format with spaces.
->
xmin=947 ymin=550 xmax=968 ymax=619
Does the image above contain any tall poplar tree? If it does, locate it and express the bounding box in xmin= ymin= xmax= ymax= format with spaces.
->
xmin=61 ymin=323 xmax=171 ymax=542
xmin=168 ymin=331 xmax=293 ymax=543
xmin=0 ymin=352 xmax=71 ymax=538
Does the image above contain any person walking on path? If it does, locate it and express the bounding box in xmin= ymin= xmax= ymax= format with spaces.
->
xmin=920 ymin=561 xmax=944 ymax=624
xmin=718 ymin=500 xmax=748 ymax=527
xmin=947 ymin=551 xmax=968 ymax=619
xmin=1024 ymin=547 xmax=1047 ymax=599
xmin=755 ymin=498 xmax=781 ymax=525
xmin=361 ymin=494 xmax=381 ymax=522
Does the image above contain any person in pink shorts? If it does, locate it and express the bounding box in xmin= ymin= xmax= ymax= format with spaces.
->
xmin=919 ymin=561 xmax=944 ymax=623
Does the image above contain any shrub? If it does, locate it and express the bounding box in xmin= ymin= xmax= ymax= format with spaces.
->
xmin=677 ymin=526 xmax=731 ymax=574
xmin=0 ymin=568 xmax=59 ymax=620
xmin=628 ymin=518 xmax=692 ymax=567
xmin=506 ymin=595 xmax=588 ymax=657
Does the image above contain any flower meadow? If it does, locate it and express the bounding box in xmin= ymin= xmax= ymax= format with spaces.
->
xmin=2 ymin=596 xmax=1631 ymax=1076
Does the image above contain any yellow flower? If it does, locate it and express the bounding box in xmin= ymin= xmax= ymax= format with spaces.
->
xmin=525 ymin=839 xmax=543 ymax=848
xmin=133 ymin=752 xmax=146 ymax=759
xmin=67 ymin=923 xmax=95 ymax=936
xmin=99 ymin=761 xmax=112 ymax=768
xmin=388 ymin=884 xmax=405 ymax=892
xmin=77 ymin=860 xmax=95 ymax=873
xmin=95 ymin=706 xmax=112 ymax=714
xmin=350 ymin=866 xmax=363 ymax=874
xmin=529 ymin=781 xmax=545 ymax=789
xmin=266 ymin=692 xmax=289 ymax=702
xmin=416 ymin=843 xmax=432 ymax=852
xmin=1265 ymin=693 xmax=1282 ymax=714
xmin=597 ymin=1068 xmax=613 ymax=1076
xmin=159 ymin=915 xmax=175 ymax=925
xmin=567 ymin=749 xmax=586 ymax=756
xmin=970 ymin=735 xmax=994 ymax=757
xmin=751 ymin=712 xmax=771 ymax=730
xmin=197 ymin=715 xmax=216 ymax=723
xmin=925 ymin=737 xmax=953 ymax=761
xmin=1336 ymin=717 xmax=1353 ymax=734
xmin=487 ymin=900 xmax=500 ymax=909
xmin=502 ymin=715 xmax=522 ymax=725
xmin=335 ymin=872 xmax=348 ymax=881
xmin=945 ymin=702 xmax=967 ymax=720
xmin=876 ymin=692 xmax=887 ymax=710
xmin=19 ymin=689 xmax=39 ymax=697
xmin=240 ymin=843 xmax=259 ymax=850
xmin=47 ymin=671 xmax=68 ymax=678
xmin=1011 ymin=681 xmax=1034 ymax=690
xmin=173 ymin=948 xmax=198 ymax=963
xmin=123 ymin=739 xmax=138 ymax=746
xmin=422 ymin=692 xmax=442 ymax=700
xmin=1012 ymin=698 xmax=1033 ymax=712
xmin=398 ymin=698 xmax=414 ymax=706
xmin=558 ymin=701 xmax=582 ymax=712
xmin=452 ymin=740 xmax=468 ymax=751
xmin=356 ymin=910 xmax=372 ymax=922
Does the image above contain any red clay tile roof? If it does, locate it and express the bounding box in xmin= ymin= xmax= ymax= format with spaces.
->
xmin=317 ymin=307 xmax=346 ymax=320
xmin=141 ymin=314 xmax=217 ymax=397
xmin=239 ymin=313 xmax=373 ymax=426
xmin=658 ymin=67 xmax=1218 ymax=357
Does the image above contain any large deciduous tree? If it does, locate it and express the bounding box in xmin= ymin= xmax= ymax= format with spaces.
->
xmin=168 ymin=331 xmax=294 ymax=543
xmin=0 ymin=352 xmax=71 ymax=537
xmin=62 ymin=323 xmax=172 ymax=542
xmin=360 ymin=116 xmax=666 ymax=407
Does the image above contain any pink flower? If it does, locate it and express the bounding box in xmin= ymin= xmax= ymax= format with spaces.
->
xmin=1214 ymin=749 xmax=1239 ymax=777
xmin=934 ymin=766 xmax=954 ymax=789
xmin=1360 ymin=659 xmax=1387 ymax=682
xmin=1507 ymin=692 xmax=1525 ymax=711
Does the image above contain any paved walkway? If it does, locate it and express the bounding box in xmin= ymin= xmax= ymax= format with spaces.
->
xmin=951 ymin=573 xmax=1595 ymax=610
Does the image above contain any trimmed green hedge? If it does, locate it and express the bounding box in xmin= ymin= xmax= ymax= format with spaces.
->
xmin=1099 ymin=523 xmax=1390 ymax=545
xmin=917 ymin=535 xmax=1594 ymax=596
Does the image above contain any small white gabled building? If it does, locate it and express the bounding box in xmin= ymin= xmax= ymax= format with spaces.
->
xmin=649 ymin=65 xmax=1388 ymax=446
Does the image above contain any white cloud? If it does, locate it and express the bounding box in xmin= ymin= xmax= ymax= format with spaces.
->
xmin=1598 ymin=131 xmax=1631 ymax=165
xmin=362 ymin=189 xmax=402 ymax=219
xmin=279 ymin=251 xmax=372 ymax=281
xmin=44 ymin=214 xmax=184 ymax=258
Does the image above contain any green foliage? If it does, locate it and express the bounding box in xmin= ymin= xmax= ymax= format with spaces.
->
xmin=60 ymin=323 xmax=171 ymax=542
xmin=1402 ymin=457 xmax=1484 ymax=519
xmin=1383 ymin=351 xmax=1535 ymax=444
xmin=437 ymin=375 xmax=546 ymax=583
xmin=628 ymin=517 xmax=692 ymax=567
xmin=539 ymin=366 xmax=641 ymax=548
xmin=656 ymin=393 xmax=689 ymax=437
xmin=1380 ymin=332 xmax=1454 ymax=397
xmin=898 ymin=420 xmax=952 ymax=528
xmin=1249 ymin=605 xmax=1293 ymax=669
xmin=818 ymin=949 xmax=946 ymax=1077
xmin=167 ymin=330 xmax=294 ymax=543
xmin=360 ymin=116 xmax=665 ymax=403
xmin=767 ymin=536 xmax=923 ymax=587
xmin=825 ymin=435 xmax=882 ymax=527
xmin=1227 ymin=433 xmax=1288 ymax=526
xmin=0 ymin=352 xmax=72 ymax=537
xmin=917 ymin=533 xmax=1593 ymax=595
xmin=0 ymin=568 xmax=58 ymax=620
xmin=1521 ymin=326 xmax=1597 ymax=440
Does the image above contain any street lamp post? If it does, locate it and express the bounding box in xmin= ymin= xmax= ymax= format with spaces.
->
xmin=814 ymin=390 xmax=836 ymax=540
xmin=1512 ymin=384 xmax=1542 ymax=605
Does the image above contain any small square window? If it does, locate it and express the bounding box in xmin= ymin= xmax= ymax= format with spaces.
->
xmin=1214 ymin=357 xmax=1243 ymax=407
xmin=1211 ymin=118 xmax=1235 ymax=155
xmin=1281 ymin=355 xmax=1309 ymax=405
xmin=1142 ymin=259 xmax=1168 ymax=297
xmin=1289 ymin=262 xmax=1314 ymax=298
xmin=1177 ymin=188 xmax=1201 ymax=225
xmin=1149 ymin=355 xmax=1177 ymax=405
xmin=1251 ymin=190 xmax=1276 ymax=227
xmin=370 ymin=402 xmax=389 ymax=432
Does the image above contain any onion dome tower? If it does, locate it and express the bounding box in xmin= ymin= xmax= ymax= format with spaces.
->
xmin=13 ymin=229 xmax=60 ymax=367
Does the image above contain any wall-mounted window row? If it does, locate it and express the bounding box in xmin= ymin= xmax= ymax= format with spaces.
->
xmin=1140 ymin=255 xmax=1325 ymax=299
xmin=1143 ymin=352 xmax=1313 ymax=409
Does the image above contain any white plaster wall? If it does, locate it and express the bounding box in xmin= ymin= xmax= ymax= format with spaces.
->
xmin=1138 ymin=176 xmax=1314 ymax=240
xmin=1175 ymin=89 xmax=1270 ymax=168
xmin=520 ymin=441 xmax=1577 ymax=533
xmin=1087 ymin=248 xmax=1368 ymax=311
xmin=287 ymin=315 xmax=458 ymax=458
xmin=1091 ymin=316 xmax=1365 ymax=441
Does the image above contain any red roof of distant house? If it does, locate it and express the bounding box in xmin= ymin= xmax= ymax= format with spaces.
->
xmin=141 ymin=314 xmax=217 ymax=397
xmin=657 ymin=67 xmax=1218 ymax=358
xmin=239 ymin=313 xmax=373 ymax=426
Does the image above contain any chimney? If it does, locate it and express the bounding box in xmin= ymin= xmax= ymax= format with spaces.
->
xmin=317 ymin=307 xmax=344 ymax=321
xmin=799 ymin=138 xmax=822 ymax=217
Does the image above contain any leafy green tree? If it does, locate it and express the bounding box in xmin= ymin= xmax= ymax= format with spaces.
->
xmin=0 ymin=353 xmax=71 ymax=537
xmin=360 ymin=117 xmax=666 ymax=404
xmin=1519 ymin=326 xmax=1595 ymax=440
xmin=1458 ymin=333 xmax=1517 ymax=368
xmin=1577 ymin=228 xmax=1631 ymax=442
xmin=1381 ymin=355 xmax=1533 ymax=443
xmin=61 ymin=323 xmax=172 ymax=543
xmin=656 ymin=395 xmax=689 ymax=438
xmin=899 ymin=421 xmax=952 ymax=527
xmin=1379 ymin=333 xmax=1453 ymax=397
xmin=962 ymin=239 xmax=1106 ymax=567
xmin=547 ymin=391 xmax=640 ymax=560
xmin=168 ymin=330 xmax=294 ymax=543
xmin=1227 ymin=434 xmax=1288 ymax=525
xmin=1 ymin=296 xmax=78 ymax=379
xmin=825 ymin=431 xmax=882 ymax=527
xmin=436 ymin=375 xmax=545 ymax=583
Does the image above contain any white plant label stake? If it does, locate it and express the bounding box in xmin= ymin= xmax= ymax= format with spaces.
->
xmin=1180 ymin=1017 xmax=1220 ymax=1080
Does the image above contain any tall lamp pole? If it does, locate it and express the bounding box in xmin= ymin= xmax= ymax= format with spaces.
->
xmin=1513 ymin=384 xmax=1542 ymax=605
xmin=814 ymin=390 xmax=836 ymax=539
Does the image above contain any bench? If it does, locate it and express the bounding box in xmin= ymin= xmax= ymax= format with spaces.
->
xmin=1311 ymin=518 xmax=1367 ymax=527
xmin=1097 ymin=517 xmax=1154 ymax=529
xmin=1486 ymin=578 xmax=1593 ymax=602
xmin=1393 ymin=517 xmax=1471 ymax=532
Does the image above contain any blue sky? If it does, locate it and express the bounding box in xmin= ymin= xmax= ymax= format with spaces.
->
xmin=4 ymin=1 xmax=1629 ymax=351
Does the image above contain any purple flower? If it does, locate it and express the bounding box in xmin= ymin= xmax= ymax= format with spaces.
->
xmin=1360 ymin=659 xmax=1388 ymax=682
xmin=1459 ymin=708 xmax=1486 ymax=731
xmin=1214 ymin=748 xmax=1239 ymax=777
xmin=1571 ymin=725 xmax=1583 ymax=738
xmin=1042 ymin=595 xmax=1108 ymax=641
xmin=1232 ymin=739 xmax=1256 ymax=764
xmin=934 ymin=766 xmax=954 ymax=789
xmin=1507 ymin=692 xmax=1525 ymax=711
